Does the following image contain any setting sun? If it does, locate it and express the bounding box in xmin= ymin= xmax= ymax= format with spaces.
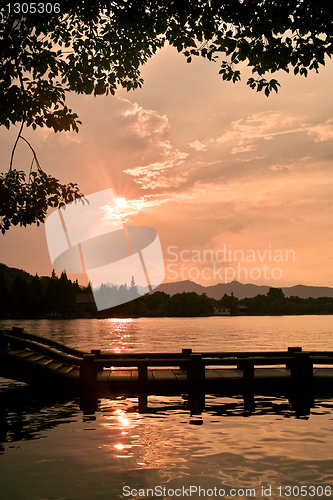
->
xmin=115 ymin=198 xmax=127 ymax=208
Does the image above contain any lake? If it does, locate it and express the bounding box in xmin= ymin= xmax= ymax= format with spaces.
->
xmin=0 ymin=316 xmax=333 ymax=500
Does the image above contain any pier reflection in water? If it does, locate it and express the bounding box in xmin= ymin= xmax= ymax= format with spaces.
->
xmin=1 ymin=381 xmax=333 ymax=500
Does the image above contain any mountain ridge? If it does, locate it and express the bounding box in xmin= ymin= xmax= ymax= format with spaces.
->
xmin=155 ymin=280 xmax=333 ymax=300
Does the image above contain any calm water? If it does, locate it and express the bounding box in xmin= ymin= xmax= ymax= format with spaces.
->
xmin=1 ymin=316 xmax=333 ymax=500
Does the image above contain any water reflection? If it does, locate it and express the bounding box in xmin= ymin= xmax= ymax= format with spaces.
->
xmin=102 ymin=318 xmax=138 ymax=352
xmin=2 ymin=316 xmax=333 ymax=353
xmin=1 ymin=383 xmax=333 ymax=452
xmin=0 ymin=383 xmax=80 ymax=450
xmin=1 ymin=384 xmax=333 ymax=499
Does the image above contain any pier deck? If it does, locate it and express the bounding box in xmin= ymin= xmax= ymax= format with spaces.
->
xmin=1 ymin=327 xmax=333 ymax=405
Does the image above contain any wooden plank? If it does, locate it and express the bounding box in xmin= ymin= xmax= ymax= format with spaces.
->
xmin=151 ymin=369 xmax=177 ymax=380
xmin=205 ymin=370 xmax=220 ymax=379
xmin=43 ymin=359 xmax=54 ymax=367
xmin=314 ymin=368 xmax=333 ymax=377
xmin=208 ymin=369 xmax=225 ymax=378
xmin=45 ymin=361 xmax=63 ymax=371
xmin=255 ymin=368 xmax=289 ymax=378
xmin=35 ymin=357 xmax=53 ymax=366
xmin=274 ymin=367 xmax=290 ymax=375
xmin=214 ymin=369 xmax=243 ymax=378
xmin=8 ymin=348 xmax=29 ymax=356
xmin=109 ymin=370 xmax=133 ymax=380
xmin=24 ymin=354 xmax=44 ymax=362
xmin=69 ymin=368 xmax=80 ymax=378
xmin=254 ymin=368 xmax=272 ymax=378
xmin=98 ymin=370 xmax=112 ymax=381
xmin=172 ymin=369 xmax=187 ymax=380
xmin=57 ymin=365 xmax=75 ymax=374
xmin=13 ymin=350 xmax=36 ymax=359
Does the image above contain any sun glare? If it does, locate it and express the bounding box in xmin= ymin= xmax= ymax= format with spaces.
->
xmin=116 ymin=198 xmax=127 ymax=208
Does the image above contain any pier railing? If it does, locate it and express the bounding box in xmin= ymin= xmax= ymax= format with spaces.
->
xmin=80 ymin=346 xmax=333 ymax=387
xmin=0 ymin=327 xmax=84 ymax=367
xmin=2 ymin=328 xmax=333 ymax=388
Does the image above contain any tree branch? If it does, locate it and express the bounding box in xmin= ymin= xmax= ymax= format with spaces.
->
xmin=9 ymin=120 xmax=24 ymax=171
xmin=19 ymin=136 xmax=42 ymax=171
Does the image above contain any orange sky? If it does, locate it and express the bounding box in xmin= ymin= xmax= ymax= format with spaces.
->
xmin=1 ymin=45 xmax=333 ymax=288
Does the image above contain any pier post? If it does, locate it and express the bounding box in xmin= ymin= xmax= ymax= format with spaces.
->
xmin=0 ymin=331 xmax=8 ymax=358
xmin=188 ymin=354 xmax=205 ymax=382
xmin=138 ymin=362 xmax=148 ymax=411
xmin=242 ymin=359 xmax=254 ymax=379
xmin=138 ymin=363 xmax=148 ymax=381
xmin=241 ymin=358 xmax=255 ymax=413
xmin=287 ymin=347 xmax=303 ymax=369
xmin=11 ymin=327 xmax=24 ymax=336
xmin=180 ymin=348 xmax=192 ymax=370
xmin=187 ymin=354 xmax=205 ymax=414
xmin=138 ymin=392 xmax=148 ymax=412
xmin=236 ymin=353 xmax=246 ymax=370
xmin=288 ymin=392 xmax=313 ymax=417
xmin=290 ymin=352 xmax=313 ymax=379
xmin=80 ymin=353 xmax=97 ymax=390
xmin=289 ymin=351 xmax=314 ymax=416
xmin=188 ymin=391 xmax=205 ymax=415
xmin=288 ymin=347 xmax=302 ymax=353
xmin=79 ymin=392 xmax=98 ymax=416
xmin=91 ymin=350 xmax=102 ymax=371
xmin=243 ymin=393 xmax=255 ymax=414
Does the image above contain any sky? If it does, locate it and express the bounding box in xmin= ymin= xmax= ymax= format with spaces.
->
xmin=1 ymin=44 xmax=333 ymax=288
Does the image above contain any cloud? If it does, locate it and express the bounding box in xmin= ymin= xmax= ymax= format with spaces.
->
xmin=231 ymin=144 xmax=257 ymax=154
xmin=121 ymin=101 xmax=170 ymax=137
xmin=124 ymin=146 xmax=189 ymax=189
xmin=187 ymin=140 xmax=208 ymax=151
xmin=215 ymin=111 xmax=303 ymax=146
xmin=118 ymin=103 xmax=333 ymax=216
xmin=307 ymin=119 xmax=333 ymax=142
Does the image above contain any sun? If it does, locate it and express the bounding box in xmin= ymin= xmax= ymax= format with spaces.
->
xmin=115 ymin=198 xmax=127 ymax=208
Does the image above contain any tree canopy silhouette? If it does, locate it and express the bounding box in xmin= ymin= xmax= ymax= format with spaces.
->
xmin=1 ymin=0 xmax=333 ymax=231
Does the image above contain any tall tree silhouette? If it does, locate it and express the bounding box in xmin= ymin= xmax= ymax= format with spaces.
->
xmin=57 ymin=271 xmax=77 ymax=318
xmin=0 ymin=271 xmax=9 ymax=316
xmin=129 ymin=276 xmax=140 ymax=301
xmin=29 ymin=273 xmax=44 ymax=317
xmin=9 ymin=275 xmax=30 ymax=317
xmin=44 ymin=269 xmax=60 ymax=316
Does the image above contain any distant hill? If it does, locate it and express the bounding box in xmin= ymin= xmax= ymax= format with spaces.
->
xmin=0 ymin=263 xmax=50 ymax=291
xmin=154 ymin=280 xmax=333 ymax=300
xmin=0 ymin=263 xmax=34 ymax=287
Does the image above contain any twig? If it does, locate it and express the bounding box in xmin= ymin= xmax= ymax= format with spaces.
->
xmin=19 ymin=136 xmax=42 ymax=171
xmin=9 ymin=121 xmax=24 ymax=171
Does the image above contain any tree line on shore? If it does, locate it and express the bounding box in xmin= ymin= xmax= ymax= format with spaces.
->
xmin=0 ymin=268 xmax=213 ymax=318
xmin=220 ymin=287 xmax=333 ymax=316
xmin=1 ymin=266 xmax=333 ymax=319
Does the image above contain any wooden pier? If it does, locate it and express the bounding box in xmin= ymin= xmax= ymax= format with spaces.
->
xmin=1 ymin=327 xmax=333 ymax=414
